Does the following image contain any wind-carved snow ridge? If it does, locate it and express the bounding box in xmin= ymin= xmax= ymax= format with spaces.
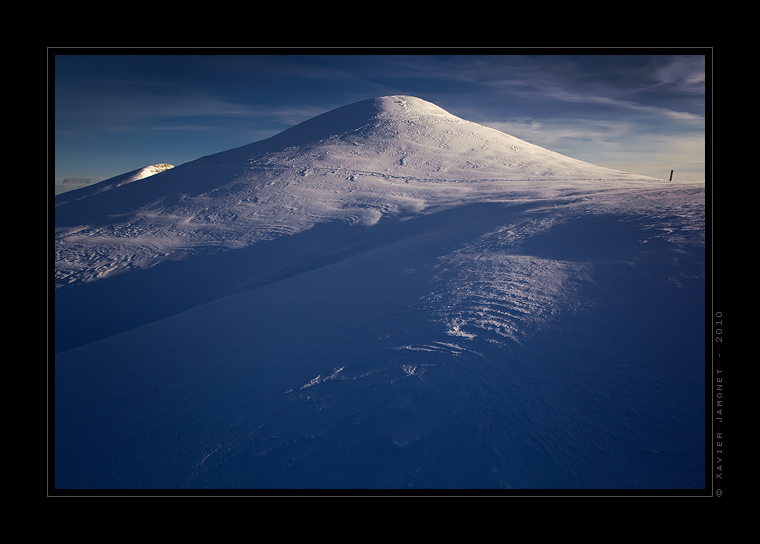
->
xmin=424 ymin=214 xmax=596 ymax=344
xmin=428 ymin=252 xmax=595 ymax=344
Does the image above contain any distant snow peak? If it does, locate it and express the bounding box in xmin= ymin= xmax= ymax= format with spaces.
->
xmin=55 ymin=164 xmax=174 ymax=196
xmin=123 ymin=163 xmax=174 ymax=184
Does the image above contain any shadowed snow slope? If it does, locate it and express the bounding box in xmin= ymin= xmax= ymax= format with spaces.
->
xmin=53 ymin=96 xmax=705 ymax=491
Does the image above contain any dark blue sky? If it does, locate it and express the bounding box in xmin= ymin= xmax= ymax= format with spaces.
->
xmin=53 ymin=51 xmax=708 ymax=184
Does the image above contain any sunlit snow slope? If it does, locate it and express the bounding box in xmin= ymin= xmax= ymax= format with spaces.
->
xmin=54 ymin=96 xmax=705 ymax=490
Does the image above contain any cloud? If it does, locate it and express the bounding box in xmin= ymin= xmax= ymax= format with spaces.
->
xmin=60 ymin=176 xmax=97 ymax=184
xmin=55 ymin=177 xmax=104 ymax=195
xmin=653 ymin=55 xmax=706 ymax=93
xmin=482 ymin=118 xmax=637 ymax=152
xmin=544 ymin=90 xmax=704 ymax=122
xmin=461 ymin=55 xmax=705 ymax=126
xmin=57 ymin=78 xmax=328 ymax=137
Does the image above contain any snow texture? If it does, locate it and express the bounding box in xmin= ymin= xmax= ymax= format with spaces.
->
xmin=54 ymin=96 xmax=705 ymax=491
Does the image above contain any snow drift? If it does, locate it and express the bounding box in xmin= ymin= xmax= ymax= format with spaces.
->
xmin=53 ymin=96 xmax=705 ymax=491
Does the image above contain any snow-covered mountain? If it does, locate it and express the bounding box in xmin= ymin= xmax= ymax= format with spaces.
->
xmin=53 ymin=96 xmax=705 ymax=491
xmin=54 ymin=96 xmax=660 ymax=289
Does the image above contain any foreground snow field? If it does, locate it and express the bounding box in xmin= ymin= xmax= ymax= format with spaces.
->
xmin=53 ymin=96 xmax=705 ymax=490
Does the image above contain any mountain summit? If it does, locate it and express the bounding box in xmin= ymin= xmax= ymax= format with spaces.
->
xmin=191 ymin=94 xmax=655 ymax=183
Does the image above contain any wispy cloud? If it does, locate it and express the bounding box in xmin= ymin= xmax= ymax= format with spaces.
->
xmin=57 ymin=80 xmax=327 ymax=135
xmin=651 ymin=55 xmax=706 ymax=93
xmin=482 ymin=117 xmax=640 ymax=152
xmin=464 ymin=54 xmax=705 ymax=124
xmin=542 ymin=90 xmax=704 ymax=122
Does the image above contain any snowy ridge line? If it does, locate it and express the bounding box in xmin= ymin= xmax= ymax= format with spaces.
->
xmin=241 ymin=163 xmax=660 ymax=184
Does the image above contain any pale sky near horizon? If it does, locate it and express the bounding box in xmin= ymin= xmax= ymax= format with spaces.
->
xmin=53 ymin=50 xmax=708 ymax=187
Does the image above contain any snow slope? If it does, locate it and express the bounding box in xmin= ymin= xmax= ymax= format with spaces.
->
xmin=53 ymin=96 xmax=705 ymax=491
